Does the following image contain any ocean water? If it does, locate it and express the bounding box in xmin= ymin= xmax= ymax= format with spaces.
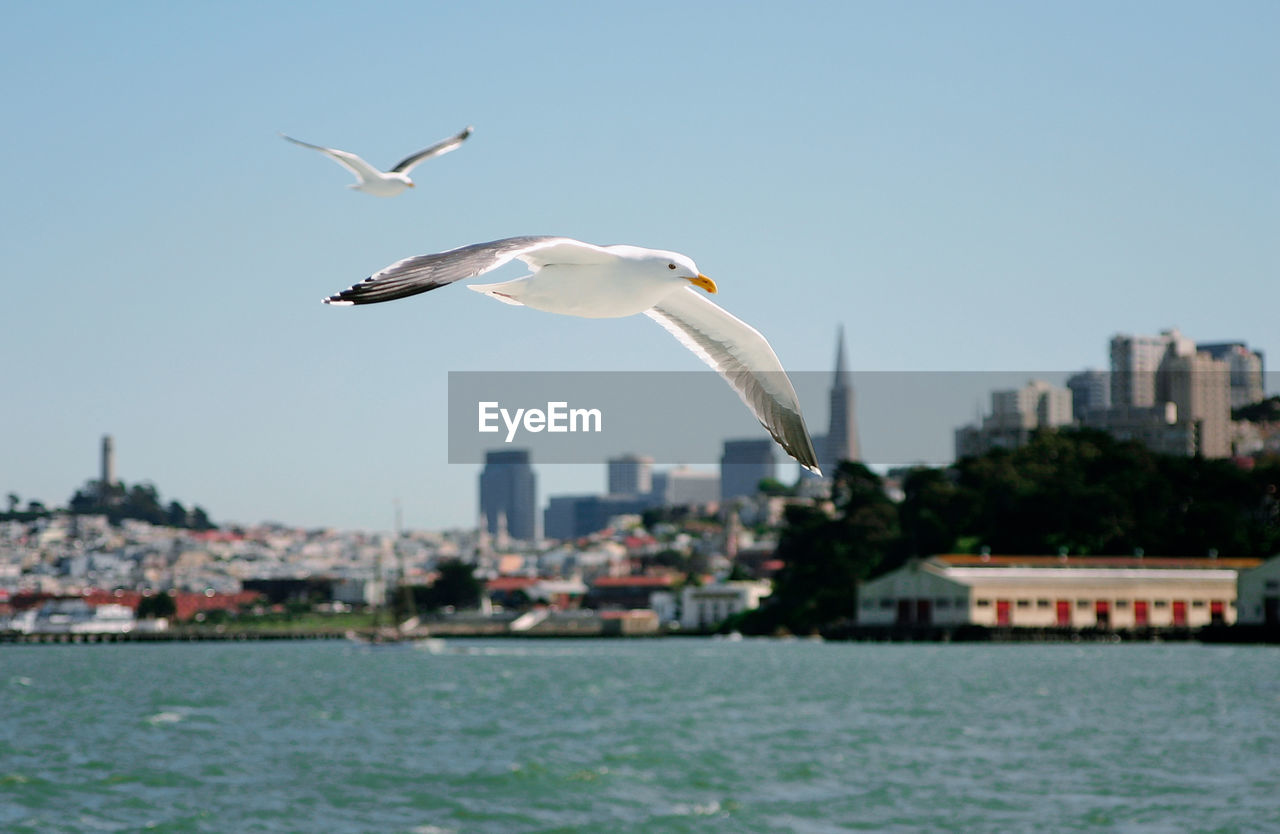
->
xmin=1 ymin=638 xmax=1277 ymax=834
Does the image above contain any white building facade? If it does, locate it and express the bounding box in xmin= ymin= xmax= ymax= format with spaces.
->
xmin=680 ymin=581 xmax=772 ymax=630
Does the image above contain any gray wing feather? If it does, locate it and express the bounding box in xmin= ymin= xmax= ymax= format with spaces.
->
xmin=646 ymin=289 xmax=820 ymax=473
xmin=390 ymin=126 xmax=473 ymax=173
xmin=323 ymin=236 xmax=566 ymax=305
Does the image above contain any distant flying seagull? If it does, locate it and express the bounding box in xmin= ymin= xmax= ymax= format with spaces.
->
xmin=281 ymin=126 xmax=473 ymax=197
xmin=323 ymin=237 xmax=821 ymax=473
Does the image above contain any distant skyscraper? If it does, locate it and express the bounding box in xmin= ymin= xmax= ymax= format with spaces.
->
xmin=1158 ymin=343 xmax=1232 ymax=458
xmin=720 ymin=438 xmax=776 ymax=501
xmin=820 ymin=325 xmax=860 ymax=477
xmin=1066 ymin=369 xmax=1110 ymax=422
xmin=1085 ymin=328 xmax=1233 ymax=459
xmin=954 ymin=379 xmax=1074 ymax=459
xmin=478 ymin=449 xmax=538 ymax=542
xmin=1110 ymin=330 xmax=1180 ymax=407
xmin=651 ymin=467 xmax=720 ymax=507
xmin=607 ymin=454 xmax=653 ymax=496
xmin=99 ymin=434 xmax=116 ymax=502
xmin=544 ymin=493 xmax=654 ymax=540
xmin=1197 ymin=341 xmax=1265 ymax=409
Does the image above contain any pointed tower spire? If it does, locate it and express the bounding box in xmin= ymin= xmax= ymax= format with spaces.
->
xmin=821 ymin=325 xmax=860 ymax=475
xmin=833 ymin=324 xmax=848 ymax=380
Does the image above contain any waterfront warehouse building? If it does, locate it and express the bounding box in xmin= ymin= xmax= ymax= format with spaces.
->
xmin=857 ymin=554 xmax=1260 ymax=629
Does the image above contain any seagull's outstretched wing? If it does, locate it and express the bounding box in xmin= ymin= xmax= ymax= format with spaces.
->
xmin=646 ymin=288 xmax=820 ymax=473
xmin=281 ymin=134 xmax=383 ymax=184
xmin=390 ymin=126 xmax=473 ymax=174
xmin=324 ymin=236 xmax=612 ymax=305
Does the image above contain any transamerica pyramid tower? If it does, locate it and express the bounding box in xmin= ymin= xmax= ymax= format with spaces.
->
xmin=820 ymin=325 xmax=860 ymax=476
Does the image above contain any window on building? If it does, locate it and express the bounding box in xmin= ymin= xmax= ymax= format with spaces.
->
xmin=1076 ymin=600 xmax=1090 ymax=609
xmin=1265 ymin=580 xmax=1278 ymax=590
xmin=1154 ymin=600 xmax=1168 ymax=608
xmin=1115 ymin=599 xmax=1129 ymax=608
xmin=1191 ymin=600 xmax=1206 ymax=608
xmin=879 ymin=599 xmax=894 ymax=609
xmin=955 ymin=597 xmax=967 ymax=607
xmin=1036 ymin=599 xmax=1050 ymax=608
xmin=936 ymin=598 xmax=951 ymax=609
xmin=1016 ymin=599 xmax=1030 ymax=608
xmin=976 ymin=599 xmax=990 ymax=607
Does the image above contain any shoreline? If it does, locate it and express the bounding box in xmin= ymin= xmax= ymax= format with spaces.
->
xmin=3 ymin=623 xmax=1277 ymax=645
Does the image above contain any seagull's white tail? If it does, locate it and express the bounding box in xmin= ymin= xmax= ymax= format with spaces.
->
xmin=467 ymin=280 xmax=526 ymax=307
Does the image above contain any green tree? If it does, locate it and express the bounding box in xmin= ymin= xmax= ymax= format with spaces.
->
xmin=742 ymin=462 xmax=898 ymax=635
xmin=125 ymin=483 xmax=165 ymax=525
xmin=166 ymin=500 xmax=189 ymax=528
xmin=190 ymin=506 xmax=215 ymax=530
xmin=411 ymin=561 xmax=483 ymax=611
xmin=757 ymin=477 xmax=793 ymax=497
xmin=137 ymin=591 xmax=177 ymax=619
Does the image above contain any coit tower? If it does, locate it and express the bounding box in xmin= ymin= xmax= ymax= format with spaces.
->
xmin=100 ymin=434 xmax=116 ymax=500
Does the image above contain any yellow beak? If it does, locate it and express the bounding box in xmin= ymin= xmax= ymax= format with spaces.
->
xmin=687 ymin=274 xmax=717 ymax=294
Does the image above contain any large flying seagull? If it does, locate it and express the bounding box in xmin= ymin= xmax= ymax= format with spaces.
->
xmin=324 ymin=236 xmax=820 ymax=472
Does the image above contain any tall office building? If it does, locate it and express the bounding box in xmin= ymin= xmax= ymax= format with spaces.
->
xmin=1110 ymin=330 xmax=1182 ymax=407
xmin=651 ymin=467 xmax=720 ymax=507
xmin=820 ymin=326 xmax=860 ymax=476
xmin=1085 ymin=328 xmax=1233 ymax=459
xmin=1066 ymin=369 xmax=1110 ymax=422
xmin=1198 ymin=342 xmax=1265 ymax=409
xmin=544 ymin=493 xmax=654 ymax=540
xmin=720 ymin=438 xmax=777 ymax=501
xmin=607 ymin=454 xmax=653 ymax=496
xmin=1158 ymin=344 xmax=1232 ymax=458
xmin=954 ymin=379 xmax=1074 ymax=458
xmin=478 ymin=449 xmax=538 ymax=542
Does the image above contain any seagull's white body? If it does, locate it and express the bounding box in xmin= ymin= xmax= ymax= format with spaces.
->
xmin=470 ymin=244 xmax=696 ymax=318
xmin=323 ymin=236 xmax=820 ymax=473
xmin=281 ymin=126 xmax=472 ymax=197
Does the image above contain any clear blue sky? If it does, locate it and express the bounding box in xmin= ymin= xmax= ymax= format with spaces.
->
xmin=3 ymin=1 xmax=1276 ymax=531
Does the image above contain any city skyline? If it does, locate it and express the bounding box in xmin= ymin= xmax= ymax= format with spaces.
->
xmin=7 ymin=327 xmax=1277 ymax=533
xmin=3 ymin=2 xmax=1276 ymax=531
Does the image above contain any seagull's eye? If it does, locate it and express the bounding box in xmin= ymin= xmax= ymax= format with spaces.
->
xmin=668 ymin=263 xmax=676 ymax=270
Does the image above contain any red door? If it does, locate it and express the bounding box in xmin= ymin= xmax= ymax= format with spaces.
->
xmin=1056 ymin=600 xmax=1071 ymax=626
xmin=1172 ymin=600 xmax=1187 ymax=626
xmin=996 ymin=599 xmax=1011 ymax=625
xmin=1095 ymin=600 xmax=1110 ymax=628
xmin=1134 ymin=600 xmax=1149 ymax=627
xmin=896 ymin=600 xmax=913 ymax=625
xmin=1210 ymin=601 xmax=1225 ymax=625
xmin=915 ymin=599 xmax=932 ymax=625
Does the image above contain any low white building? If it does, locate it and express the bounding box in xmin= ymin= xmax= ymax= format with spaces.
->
xmin=680 ymin=580 xmax=771 ymax=630
xmin=858 ymin=554 xmax=1260 ymax=629
xmin=1236 ymin=555 xmax=1280 ymax=626
xmin=11 ymin=599 xmax=138 ymax=634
